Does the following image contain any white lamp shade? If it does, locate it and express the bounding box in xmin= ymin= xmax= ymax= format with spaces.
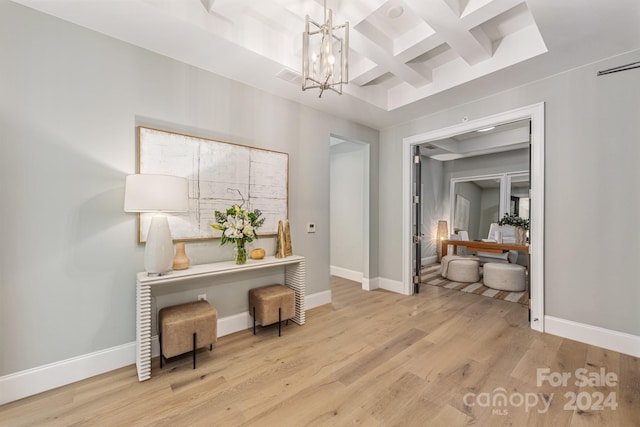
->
xmin=124 ymin=174 xmax=188 ymax=213
xmin=124 ymin=174 xmax=188 ymax=275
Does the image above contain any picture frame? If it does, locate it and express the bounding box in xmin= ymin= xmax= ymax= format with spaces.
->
xmin=136 ymin=126 xmax=289 ymax=242
xmin=454 ymin=194 xmax=470 ymax=232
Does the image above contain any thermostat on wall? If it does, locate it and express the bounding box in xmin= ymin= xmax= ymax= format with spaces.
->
xmin=307 ymin=223 xmax=316 ymax=233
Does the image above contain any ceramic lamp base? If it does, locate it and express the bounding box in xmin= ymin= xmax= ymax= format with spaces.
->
xmin=145 ymin=215 xmax=174 ymax=275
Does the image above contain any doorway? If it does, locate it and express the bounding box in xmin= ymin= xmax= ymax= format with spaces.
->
xmin=329 ymin=136 xmax=371 ymax=290
xmin=402 ymin=103 xmax=545 ymax=332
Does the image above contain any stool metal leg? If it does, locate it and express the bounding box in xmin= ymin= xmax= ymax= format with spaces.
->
xmin=159 ymin=333 xmax=163 ymax=369
xmin=192 ymin=332 xmax=196 ymax=369
xmin=278 ymin=307 xmax=281 ymax=337
xmin=253 ymin=307 xmax=256 ymax=335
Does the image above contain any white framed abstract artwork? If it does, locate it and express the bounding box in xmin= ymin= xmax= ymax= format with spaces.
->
xmin=137 ymin=126 xmax=288 ymax=242
xmin=454 ymin=194 xmax=470 ymax=232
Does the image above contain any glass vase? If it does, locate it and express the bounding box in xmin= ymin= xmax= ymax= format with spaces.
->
xmin=234 ymin=240 xmax=247 ymax=265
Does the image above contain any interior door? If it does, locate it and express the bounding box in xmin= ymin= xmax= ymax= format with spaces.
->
xmin=413 ymin=146 xmax=422 ymax=294
xmin=527 ymin=121 xmax=532 ymax=323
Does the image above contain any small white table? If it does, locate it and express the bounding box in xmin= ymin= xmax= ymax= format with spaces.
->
xmin=135 ymin=255 xmax=306 ymax=381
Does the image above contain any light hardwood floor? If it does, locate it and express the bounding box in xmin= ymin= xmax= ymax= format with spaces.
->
xmin=1 ymin=277 xmax=638 ymax=426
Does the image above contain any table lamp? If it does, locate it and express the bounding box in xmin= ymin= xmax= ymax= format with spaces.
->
xmin=436 ymin=220 xmax=448 ymax=261
xmin=124 ymin=174 xmax=188 ymax=276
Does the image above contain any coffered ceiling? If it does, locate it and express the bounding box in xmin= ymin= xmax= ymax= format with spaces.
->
xmin=420 ymin=119 xmax=530 ymax=161
xmin=11 ymin=0 xmax=640 ymax=129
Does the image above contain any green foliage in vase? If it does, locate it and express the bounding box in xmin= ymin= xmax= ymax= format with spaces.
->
xmin=498 ymin=213 xmax=530 ymax=231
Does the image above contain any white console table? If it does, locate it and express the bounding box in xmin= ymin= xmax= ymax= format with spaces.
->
xmin=135 ymin=255 xmax=305 ymax=381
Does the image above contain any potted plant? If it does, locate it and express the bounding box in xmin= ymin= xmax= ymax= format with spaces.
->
xmin=498 ymin=213 xmax=529 ymax=244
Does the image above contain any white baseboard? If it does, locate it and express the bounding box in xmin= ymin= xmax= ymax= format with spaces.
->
xmin=330 ymin=265 xmax=363 ymax=282
xmin=362 ymin=277 xmax=379 ymax=291
xmin=0 ymin=342 xmax=135 ymax=406
xmin=0 ymin=290 xmax=333 ymax=405
xmin=306 ymin=289 xmax=332 ymax=309
xmin=545 ymin=316 xmax=640 ymax=358
xmin=218 ymin=312 xmax=253 ymax=338
xmin=379 ymin=277 xmax=407 ymax=295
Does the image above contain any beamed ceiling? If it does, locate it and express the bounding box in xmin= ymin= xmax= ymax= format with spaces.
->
xmin=11 ymin=0 xmax=640 ymax=130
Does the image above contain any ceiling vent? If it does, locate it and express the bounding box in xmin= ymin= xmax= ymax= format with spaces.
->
xmin=276 ymin=69 xmax=302 ymax=85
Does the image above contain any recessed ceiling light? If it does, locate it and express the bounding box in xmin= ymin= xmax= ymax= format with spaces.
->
xmin=387 ymin=6 xmax=404 ymax=19
xmin=477 ymin=126 xmax=495 ymax=132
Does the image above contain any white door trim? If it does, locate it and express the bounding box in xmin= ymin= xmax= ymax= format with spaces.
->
xmin=402 ymin=103 xmax=545 ymax=332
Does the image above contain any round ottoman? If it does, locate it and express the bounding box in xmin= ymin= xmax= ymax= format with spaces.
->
xmin=447 ymin=259 xmax=480 ymax=283
xmin=483 ymin=263 xmax=526 ymax=291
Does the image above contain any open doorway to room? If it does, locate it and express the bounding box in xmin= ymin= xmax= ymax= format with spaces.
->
xmin=329 ymin=136 xmax=370 ymax=290
xmin=402 ymin=103 xmax=545 ymax=332
xmin=426 ymin=164 xmax=531 ymax=306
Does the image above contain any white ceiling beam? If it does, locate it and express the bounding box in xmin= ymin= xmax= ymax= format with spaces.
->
xmin=440 ymin=0 xmax=463 ymax=16
xmin=406 ymin=62 xmax=433 ymax=83
xmin=394 ymin=27 xmax=442 ymax=63
xmin=405 ymin=0 xmax=492 ymax=65
xmin=355 ymin=19 xmax=394 ymax=53
xmin=349 ymin=32 xmax=432 ymax=88
xmin=351 ymin=64 xmax=387 ymax=86
xmin=339 ymin=0 xmax=432 ymax=86
xmin=460 ymin=0 xmax=525 ymax=29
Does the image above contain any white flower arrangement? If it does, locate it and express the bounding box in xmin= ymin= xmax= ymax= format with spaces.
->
xmin=210 ymin=205 xmax=264 ymax=245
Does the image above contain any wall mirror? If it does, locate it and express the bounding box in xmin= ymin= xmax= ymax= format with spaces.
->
xmin=451 ymin=175 xmax=504 ymax=240
xmin=450 ymin=171 xmax=528 ymax=241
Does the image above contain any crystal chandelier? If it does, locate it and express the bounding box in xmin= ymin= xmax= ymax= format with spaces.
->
xmin=302 ymin=0 xmax=349 ymax=97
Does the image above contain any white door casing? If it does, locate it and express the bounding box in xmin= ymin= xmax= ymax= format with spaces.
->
xmin=402 ymin=103 xmax=545 ymax=332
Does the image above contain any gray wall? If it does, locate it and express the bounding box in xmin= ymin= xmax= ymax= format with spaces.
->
xmin=380 ymin=49 xmax=640 ymax=336
xmin=330 ymin=142 xmax=365 ymax=273
xmin=0 ymin=2 xmax=378 ymax=375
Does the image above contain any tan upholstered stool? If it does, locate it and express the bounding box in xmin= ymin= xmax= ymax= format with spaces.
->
xmin=158 ymin=300 xmax=217 ymax=369
xmin=248 ymin=284 xmax=295 ymax=336
xmin=483 ymin=263 xmax=526 ymax=291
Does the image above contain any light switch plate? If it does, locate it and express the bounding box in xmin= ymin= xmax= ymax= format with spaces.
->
xmin=307 ymin=223 xmax=316 ymax=233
